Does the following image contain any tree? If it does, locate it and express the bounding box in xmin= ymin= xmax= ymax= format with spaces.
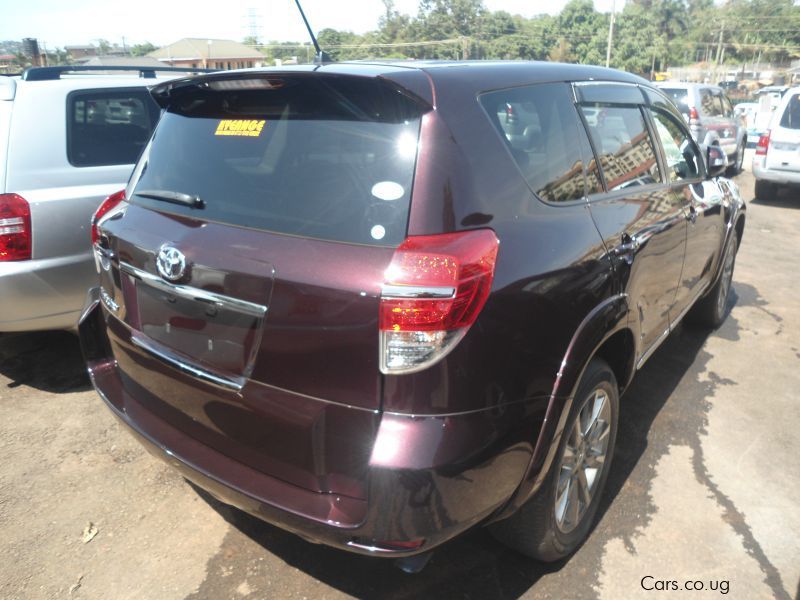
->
xmin=131 ymin=42 xmax=156 ymax=57
xmin=554 ymin=0 xmax=607 ymax=65
xmin=95 ymin=39 xmax=111 ymax=55
xmin=611 ymin=2 xmax=660 ymax=75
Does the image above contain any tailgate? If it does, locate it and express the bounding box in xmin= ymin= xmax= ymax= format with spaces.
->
xmin=97 ymin=72 xmax=427 ymax=497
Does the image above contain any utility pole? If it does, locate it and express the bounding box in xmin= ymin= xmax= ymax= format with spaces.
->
xmin=715 ymin=22 xmax=725 ymax=65
xmin=605 ymin=0 xmax=616 ymax=68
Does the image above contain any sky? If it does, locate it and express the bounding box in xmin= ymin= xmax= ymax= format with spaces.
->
xmin=0 ymin=0 xmax=626 ymax=50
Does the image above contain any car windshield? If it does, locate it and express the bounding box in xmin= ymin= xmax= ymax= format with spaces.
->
xmin=131 ymin=75 xmax=425 ymax=247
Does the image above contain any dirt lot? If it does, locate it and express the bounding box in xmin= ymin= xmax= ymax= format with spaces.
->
xmin=1 ymin=158 xmax=798 ymax=600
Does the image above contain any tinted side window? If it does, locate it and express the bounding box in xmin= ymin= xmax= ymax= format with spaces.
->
xmin=780 ymin=93 xmax=800 ymax=130
xmin=579 ymin=104 xmax=661 ymax=190
xmin=700 ymin=89 xmax=723 ymax=117
xmin=479 ymin=83 xmax=589 ymax=203
xmin=68 ymin=89 xmax=160 ymax=167
xmin=648 ymin=109 xmax=702 ymax=182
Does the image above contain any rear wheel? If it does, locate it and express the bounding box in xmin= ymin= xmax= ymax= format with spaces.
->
xmin=490 ymin=359 xmax=618 ymax=561
xmin=687 ymin=236 xmax=738 ymax=329
xmin=755 ymin=179 xmax=777 ymax=201
xmin=726 ymin=140 xmax=745 ymax=176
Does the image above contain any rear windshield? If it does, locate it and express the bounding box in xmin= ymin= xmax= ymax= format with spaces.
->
xmin=780 ymin=93 xmax=800 ymax=130
xmin=660 ymin=88 xmax=691 ymax=118
xmin=130 ymin=75 xmax=425 ymax=246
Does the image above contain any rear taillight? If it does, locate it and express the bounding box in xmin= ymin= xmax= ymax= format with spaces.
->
xmin=379 ymin=229 xmax=499 ymax=374
xmin=0 ymin=193 xmax=31 ymax=261
xmin=755 ymin=130 xmax=771 ymax=156
xmin=688 ymin=106 xmax=701 ymax=128
xmin=91 ymin=190 xmax=126 ymax=245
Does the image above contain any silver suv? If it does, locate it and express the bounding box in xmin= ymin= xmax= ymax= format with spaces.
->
xmin=0 ymin=66 xmax=206 ymax=332
xmin=656 ymin=82 xmax=747 ymax=175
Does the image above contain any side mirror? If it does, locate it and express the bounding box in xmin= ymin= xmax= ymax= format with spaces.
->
xmin=706 ymin=145 xmax=727 ymax=178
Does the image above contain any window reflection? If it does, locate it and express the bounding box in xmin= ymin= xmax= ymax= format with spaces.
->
xmin=480 ymin=83 xmax=589 ymax=203
xmin=649 ymin=109 xmax=701 ymax=182
xmin=580 ymin=104 xmax=661 ymax=190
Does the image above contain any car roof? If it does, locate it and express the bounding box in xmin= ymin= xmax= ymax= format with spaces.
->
xmin=319 ymin=59 xmax=646 ymax=86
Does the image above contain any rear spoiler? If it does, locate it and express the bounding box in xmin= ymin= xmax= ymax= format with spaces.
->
xmin=148 ymin=69 xmax=434 ymax=111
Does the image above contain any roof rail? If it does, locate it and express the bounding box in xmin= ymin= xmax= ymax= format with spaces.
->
xmin=21 ymin=65 xmax=219 ymax=81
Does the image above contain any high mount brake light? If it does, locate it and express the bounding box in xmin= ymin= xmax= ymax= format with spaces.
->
xmin=755 ymin=130 xmax=771 ymax=156
xmin=379 ymin=229 xmax=499 ymax=374
xmin=91 ymin=190 xmax=126 ymax=245
xmin=0 ymin=193 xmax=32 ymax=262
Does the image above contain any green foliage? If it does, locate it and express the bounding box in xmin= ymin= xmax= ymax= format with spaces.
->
xmin=131 ymin=42 xmax=156 ymax=57
xmin=270 ymin=0 xmax=800 ymax=72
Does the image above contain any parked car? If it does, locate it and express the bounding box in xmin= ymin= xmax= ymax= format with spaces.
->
xmin=733 ymin=101 xmax=766 ymax=144
xmin=80 ymin=62 xmax=745 ymax=567
xmin=753 ymin=86 xmax=800 ymax=200
xmin=656 ymin=81 xmax=747 ymax=175
xmin=0 ymin=65 xmax=210 ymax=332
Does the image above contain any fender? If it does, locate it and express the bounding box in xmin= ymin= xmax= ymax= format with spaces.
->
xmin=491 ymin=293 xmax=631 ymax=521
xmin=701 ymin=182 xmax=746 ymax=298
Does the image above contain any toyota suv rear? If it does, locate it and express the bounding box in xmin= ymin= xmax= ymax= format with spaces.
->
xmin=81 ymin=62 xmax=745 ymax=565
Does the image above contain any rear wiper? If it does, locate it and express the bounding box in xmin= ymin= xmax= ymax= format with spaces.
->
xmin=134 ymin=189 xmax=205 ymax=209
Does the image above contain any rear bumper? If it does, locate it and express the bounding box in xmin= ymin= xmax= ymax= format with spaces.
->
xmin=79 ymin=296 xmax=535 ymax=557
xmin=0 ymin=252 xmax=95 ymax=332
xmin=752 ymin=158 xmax=800 ymax=186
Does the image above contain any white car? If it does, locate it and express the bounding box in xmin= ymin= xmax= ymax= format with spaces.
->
xmin=752 ymin=86 xmax=800 ymax=200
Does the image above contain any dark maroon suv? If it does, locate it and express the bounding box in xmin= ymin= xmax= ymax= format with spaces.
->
xmin=80 ymin=61 xmax=745 ymax=564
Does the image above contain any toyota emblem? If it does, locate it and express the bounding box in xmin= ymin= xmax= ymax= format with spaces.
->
xmin=156 ymin=245 xmax=186 ymax=281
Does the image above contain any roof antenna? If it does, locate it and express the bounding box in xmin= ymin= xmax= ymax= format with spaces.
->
xmin=293 ymin=0 xmax=331 ymax=64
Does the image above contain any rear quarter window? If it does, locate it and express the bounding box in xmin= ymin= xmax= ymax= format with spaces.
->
xmin=479 ymin=82 xmax=593 ymax=203
xmin=780 ymin=94 xmax=800 ymax=129
xmin=67 ymin=88 xmax=160 ymax=167
xmin=699 ymin=89 xmax=724 ymax=117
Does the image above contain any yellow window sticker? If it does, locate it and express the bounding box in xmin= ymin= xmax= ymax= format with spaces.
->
xmin=215 ymin=119 xmax=266 ymax=137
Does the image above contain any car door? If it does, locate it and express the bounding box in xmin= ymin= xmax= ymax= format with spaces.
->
xmin=645 ymin=102 xmax=726 ymax=317
xmin=576 ymin=83 xmax=687 ymax=363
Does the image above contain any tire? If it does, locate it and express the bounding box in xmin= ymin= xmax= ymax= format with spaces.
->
xmin=686 ymin=235 xmax=738 ymax=329
xmin=726 ymin=140 xmax=745 ymax=176
xmin=755 ymin=179 xmax=777 ymax=201
xmin=490 ymin=359 xmax=619 ymax=562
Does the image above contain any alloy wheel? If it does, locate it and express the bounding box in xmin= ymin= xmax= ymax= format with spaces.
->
xmin=554 ymin=388 xmax=612 ymax=534
xmin=716 ymin=241 xmax=736 ymax=317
